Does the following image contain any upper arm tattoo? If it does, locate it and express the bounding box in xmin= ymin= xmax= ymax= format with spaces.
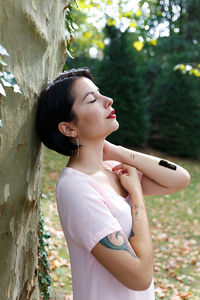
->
xmin=99 ymin=231 xmax=137 ymax=258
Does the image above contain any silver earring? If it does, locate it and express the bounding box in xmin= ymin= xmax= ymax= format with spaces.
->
xmin=76 ymin=137 xmax=80 ymax=160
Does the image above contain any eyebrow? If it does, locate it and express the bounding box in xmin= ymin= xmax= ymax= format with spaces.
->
xmin=81 ymin=91 xmax=95 ymax=102
xmin=81 ymin=88 xmax=100 ymax=102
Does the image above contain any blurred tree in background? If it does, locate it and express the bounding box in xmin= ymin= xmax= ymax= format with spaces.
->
xmin=142 ymin=0 xmax=200 ymax=157
xmin=146 ymin=36 xmax=200 ymax=157
xmin=97 ymin=25 xmax=148 ymax=148
xmin=66 ymin=0 xmax=200 ymax=158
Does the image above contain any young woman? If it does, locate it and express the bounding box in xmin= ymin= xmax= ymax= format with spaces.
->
xmin=36 ymin=68 xmax=190 ymax=300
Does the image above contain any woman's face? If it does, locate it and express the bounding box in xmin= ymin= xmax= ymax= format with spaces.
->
xmin=70 ymin=77 xmax=119 ymax=142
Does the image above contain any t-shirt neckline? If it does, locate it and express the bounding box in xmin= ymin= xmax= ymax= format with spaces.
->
xmin=63 ymin=166 xmax=129 ymax=200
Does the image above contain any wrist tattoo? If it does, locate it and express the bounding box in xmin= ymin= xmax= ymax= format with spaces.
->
xmin=134 ymin=204 xmax=139 ymax=223
xmin=130 ymin=153 xmax=135 ymax=160
xmin=133 ymin=204 xmax=144 ymax=224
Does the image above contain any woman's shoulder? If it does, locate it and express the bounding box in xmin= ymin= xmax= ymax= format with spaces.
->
xmin=56 ymin=167 xmax=109 ymax=208
xmin=56 ymin=166 xmax=107 ymax=196
xmin=57 ymin=167 xmax=93 ymax=188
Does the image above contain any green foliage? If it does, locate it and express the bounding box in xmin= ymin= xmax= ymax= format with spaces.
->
xmin=185 ymin=0 xmax=200 ymax=40
xmin=146 ymin=36 xmax=200 ymax=158
xmin=174 ymin=63 xmax=200 ymax=78
xmin=38 ymin=202 xmax=52 ymax=300
xmin=96 ymin=25 xmax=148 ymax=148
xmin=66 ymin=0 xmax=146 ymax=58
xmin=64 ymin=1 xmax=77 ymax=58
xmin=136 ymin=0 xmax=200 ymax=51
xmin=66 ymin=1 xmax=104 ymax=58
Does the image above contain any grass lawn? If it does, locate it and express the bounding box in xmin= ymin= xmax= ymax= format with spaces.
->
xmin=40 ymin=147 xmax=200 ymax=300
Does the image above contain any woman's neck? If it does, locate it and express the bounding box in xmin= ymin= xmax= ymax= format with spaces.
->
xmin=67 ymin=139 xmax=105 ymax=174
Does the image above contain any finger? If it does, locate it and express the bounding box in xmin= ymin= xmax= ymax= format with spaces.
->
xmin=116 ymin=169 xmax=128 ymax=174
xmin=112 ymin=163 xmax=129 ymax=171
xmin=114 ymin=169 xmax=129 ymax=180
xmin=121 ymin=169 xmax=128 ymax=174
xmin=112 ymin=164 xmax=136 ymax=175
xmin=112 ymin=166 xmax=127 ymax=174
xmin=114 ymin=169 xmax=129 ymax=177
xmin=113 ymin=169 xmax=122 ymax=176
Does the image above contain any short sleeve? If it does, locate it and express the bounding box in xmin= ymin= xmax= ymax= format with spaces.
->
xmin=56 ymin=173 xmax=122 ymax=252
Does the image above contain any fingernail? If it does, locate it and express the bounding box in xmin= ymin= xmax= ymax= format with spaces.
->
xmin=115 ymin=170 xmax=121 ymax=175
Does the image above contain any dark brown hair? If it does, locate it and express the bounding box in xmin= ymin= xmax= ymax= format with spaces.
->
xmin=36 ymin=68 xmax=94 ymax=156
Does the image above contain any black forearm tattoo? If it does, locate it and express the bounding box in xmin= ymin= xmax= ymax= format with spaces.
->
xmin=130 ymin=153 xmax=135 ymax=159
xmin=99 ymin=231 xmax=137 ymax=258
xmin=159 ymin=159 xmax=177 ymax=170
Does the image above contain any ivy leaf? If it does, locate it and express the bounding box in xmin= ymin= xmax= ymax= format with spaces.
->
xmin=0 ymin=82 xmax=6 ymax=96
xmin=0 ymin=57 xmax=7 ymax=66
xmin=13 ymin=84 xmax=22 ymax=94
xmin=0 ymin=44 xmax=9 ymax=56
xmin=66 ymin=49 xmax=74 ymax=59
xmin=2 ymin=72 xmax=17 ymax=86
xmin=1 ymin=72 xmax=22 ymax=94
xmin=1 ymin=77 xmax=12 ymax=87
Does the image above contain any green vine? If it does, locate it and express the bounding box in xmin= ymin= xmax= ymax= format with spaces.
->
xmin=65 ymin=0 xmax=79 ymax=58
xmin=38 ymin=201 xmax=52 ymax=300
xmin=0 ymin=44 xmax=22 ymax=97
xmin=0 ymin=44 xmax=22 ymax=128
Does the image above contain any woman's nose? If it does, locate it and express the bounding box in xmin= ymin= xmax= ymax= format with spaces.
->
xmin=103 ymin=96 xmax=113 ymax=108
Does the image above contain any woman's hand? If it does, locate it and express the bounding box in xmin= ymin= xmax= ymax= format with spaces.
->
xmin=112 ymin=164 xmax=143 ymax=197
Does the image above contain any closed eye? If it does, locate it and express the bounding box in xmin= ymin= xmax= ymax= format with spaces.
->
xmin=88 ymin=99 xmax=96 ymax=103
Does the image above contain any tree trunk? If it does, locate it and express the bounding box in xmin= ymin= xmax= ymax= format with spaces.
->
xmin=0 ymin=1 xmax=67 ymax=299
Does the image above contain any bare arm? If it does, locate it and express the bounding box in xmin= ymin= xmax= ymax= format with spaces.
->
xmin=91 ymin=165 xmax=153 ymax=291
xmin=103 ymin=140 xmax=190 ymax=195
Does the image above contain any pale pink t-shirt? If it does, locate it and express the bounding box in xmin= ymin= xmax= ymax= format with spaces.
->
xmin=56 ymin=160 xmax=155 ymax=300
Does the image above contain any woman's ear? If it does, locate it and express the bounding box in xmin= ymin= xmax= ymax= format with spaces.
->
xmin=58 ymin=122 xmax=77 ymax=138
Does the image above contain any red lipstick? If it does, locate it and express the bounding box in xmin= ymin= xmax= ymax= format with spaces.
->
xmin=106 ymin=109 xmax=116 ymax=119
